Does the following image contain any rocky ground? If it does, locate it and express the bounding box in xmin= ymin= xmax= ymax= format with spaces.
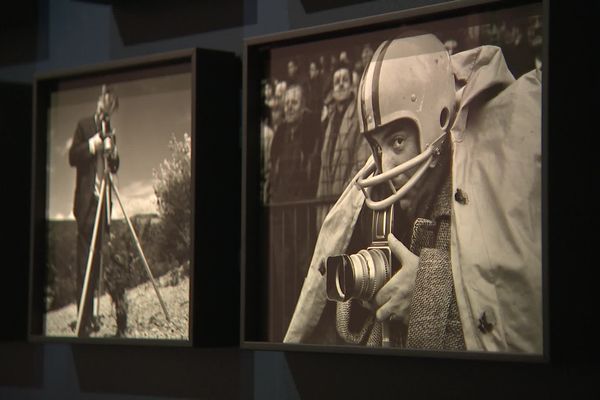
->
xmin=45 ymin=267 xmax=189 ymax=340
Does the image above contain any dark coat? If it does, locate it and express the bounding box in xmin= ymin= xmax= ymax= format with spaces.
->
xmin=68 ymin=116 xmax=119 ymax=224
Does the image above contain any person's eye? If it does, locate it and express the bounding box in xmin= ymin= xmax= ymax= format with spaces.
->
xmin=391 ymin=136 xmax=406 ymax=152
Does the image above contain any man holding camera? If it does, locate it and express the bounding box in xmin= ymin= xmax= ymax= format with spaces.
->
xmin=285 ymin=34 xmax=542 ymax=353
xmin=68 ymin=84 xmax=119 ymax=337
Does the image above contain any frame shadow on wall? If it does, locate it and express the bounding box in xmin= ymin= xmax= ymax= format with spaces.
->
xmin=105 ymin=0 xmax=258 ymax=45
xmin=71 ymin=346 xmax=253 ymax=399
xmin=0 ymin=343 xmax=43 ymax=389
xmin=0 ymin=0 xmax=49 ymax=67
xmin=284 ymin=351 xmax=553 ymax=399
xmin=300 ymin=0 xmax=375 ymax=13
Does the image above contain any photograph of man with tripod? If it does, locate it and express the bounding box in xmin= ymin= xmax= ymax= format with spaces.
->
xmin=68 ymin=84 xmax=121 ymax=337
xmin=43 ymin=69 xmax=193 ymax=341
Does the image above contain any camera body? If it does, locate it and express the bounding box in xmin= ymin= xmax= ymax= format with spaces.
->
xmin=98 ymin=113 xmax=115 ymax=139
xmin=98 ymin=113 xmax=117 ymax=155
xmin=326 ymin=206 xmax=394 ymax=302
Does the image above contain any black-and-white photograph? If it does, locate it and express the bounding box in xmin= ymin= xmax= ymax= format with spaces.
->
xmin=249 ymin=1 xmax=544 ymax=355
xmin=39 ymin=64 xmax=193 ymax=340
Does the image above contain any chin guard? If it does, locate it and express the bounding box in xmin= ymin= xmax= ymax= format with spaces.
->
xmin=355 ymin=134 xmax=445 ymax=211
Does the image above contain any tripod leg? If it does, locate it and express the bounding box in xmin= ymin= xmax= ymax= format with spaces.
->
xmin=105 ymin=169 xmax=112 ymax=228
xmin=109 ymin=174 xmax=171 ymax=322
xmin=75 ymin=178 xmax=107 ymax=337
xmin=95 ymin=253 xmax=103 ymax=317
xmin=97 ymin=170 xmax=112 ymax=322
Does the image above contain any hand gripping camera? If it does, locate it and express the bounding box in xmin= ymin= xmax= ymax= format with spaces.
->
xmin=98 ymin=113 xmax=117 ymax=156
xmin=326 ymin=205 xmax=394 ymax=303
xmin=99 ymin=112 xmax=114 ymax=138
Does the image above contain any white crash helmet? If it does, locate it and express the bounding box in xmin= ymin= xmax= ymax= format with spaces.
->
xmin=355 ymin=34 xmax=456 ymax=210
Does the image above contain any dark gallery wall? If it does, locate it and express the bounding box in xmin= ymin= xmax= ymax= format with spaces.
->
xmin=0 ymin=0 xmax=598 ymax=399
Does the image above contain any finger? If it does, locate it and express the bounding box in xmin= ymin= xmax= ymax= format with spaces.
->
xmin=375 ymin=301 xmax=395 ymax=322
xmin=374 ymin=286 xmax=391 ymax=307
xmin=387 ymin=232 xmax=410 ymax=264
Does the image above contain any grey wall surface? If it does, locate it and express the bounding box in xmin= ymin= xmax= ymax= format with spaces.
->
xmin=1 ymin=0 xmax=598 ymax=399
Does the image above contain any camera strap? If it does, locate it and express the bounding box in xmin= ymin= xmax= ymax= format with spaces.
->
xmin=371 ymin=205 xmax=393 ymax=246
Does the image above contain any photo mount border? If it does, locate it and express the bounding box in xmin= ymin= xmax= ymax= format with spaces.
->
xmin=241 ymin=0 xmax=549 ymax=362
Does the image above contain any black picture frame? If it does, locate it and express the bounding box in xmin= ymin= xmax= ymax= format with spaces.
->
xmin=242 ymin=0 xmax=548 ymax=361
xmin=0 ymin=82 xmax=32 ymax=342
xmin=29 ymin=48 xmax=241 ymax=346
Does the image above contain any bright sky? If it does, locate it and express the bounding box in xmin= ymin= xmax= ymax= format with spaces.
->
xmin=47 ymin=72 xmax=191 ymax=220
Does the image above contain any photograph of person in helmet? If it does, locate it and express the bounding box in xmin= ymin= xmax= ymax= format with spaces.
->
xmin=281 ymin=22 xmax=543 ymax=353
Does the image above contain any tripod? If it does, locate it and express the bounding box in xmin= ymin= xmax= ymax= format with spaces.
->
xmin=75 ymin=119 xmax=170 ymax=337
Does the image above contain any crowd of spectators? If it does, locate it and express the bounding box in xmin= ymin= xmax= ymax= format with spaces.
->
xmin=261 ymin=42 xmax=375 ymax=212
xmin=260 ymin=16 xmax=543 ymax=212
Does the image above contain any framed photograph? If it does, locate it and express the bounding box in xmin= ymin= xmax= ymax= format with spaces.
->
xmin=30 ymin=49 xmax=241 ymax=345
xmin=242 ymin=0 xmax=547 ymax=360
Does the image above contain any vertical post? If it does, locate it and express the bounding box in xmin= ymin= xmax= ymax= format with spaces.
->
xmin=95 ymin=253 xmax=103 ymax=317
xmin=382 ymin=321 xmax=391 ymax=347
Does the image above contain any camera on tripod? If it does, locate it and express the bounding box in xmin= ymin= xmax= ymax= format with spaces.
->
xmin=98 ymin=113 xmax=116 ymax=153
xmin=326 ymin=206 xmax=395 ymax=303
xmin=75 ymin=105 xmax=170 ymax=337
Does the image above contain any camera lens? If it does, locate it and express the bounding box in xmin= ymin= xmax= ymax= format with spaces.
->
xmin=351 ymin=253 xmax=370 ymax=299
xmin=326 ymin=247 xmax=392 ymax=302
xmin=368 ymin=248 xmax=392 ymax=296
xmin=327 ymin=255 xmax=352 ymax=301
xmin=356 ymin=250 xmax=375 ymax=300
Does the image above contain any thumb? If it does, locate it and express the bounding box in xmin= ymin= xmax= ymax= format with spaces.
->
xmin=387 ymin=232 xmax=410 ymax=264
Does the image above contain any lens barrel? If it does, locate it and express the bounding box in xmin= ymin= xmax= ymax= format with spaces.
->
xmin=326 ymin=247 xmax=391 ymax=302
